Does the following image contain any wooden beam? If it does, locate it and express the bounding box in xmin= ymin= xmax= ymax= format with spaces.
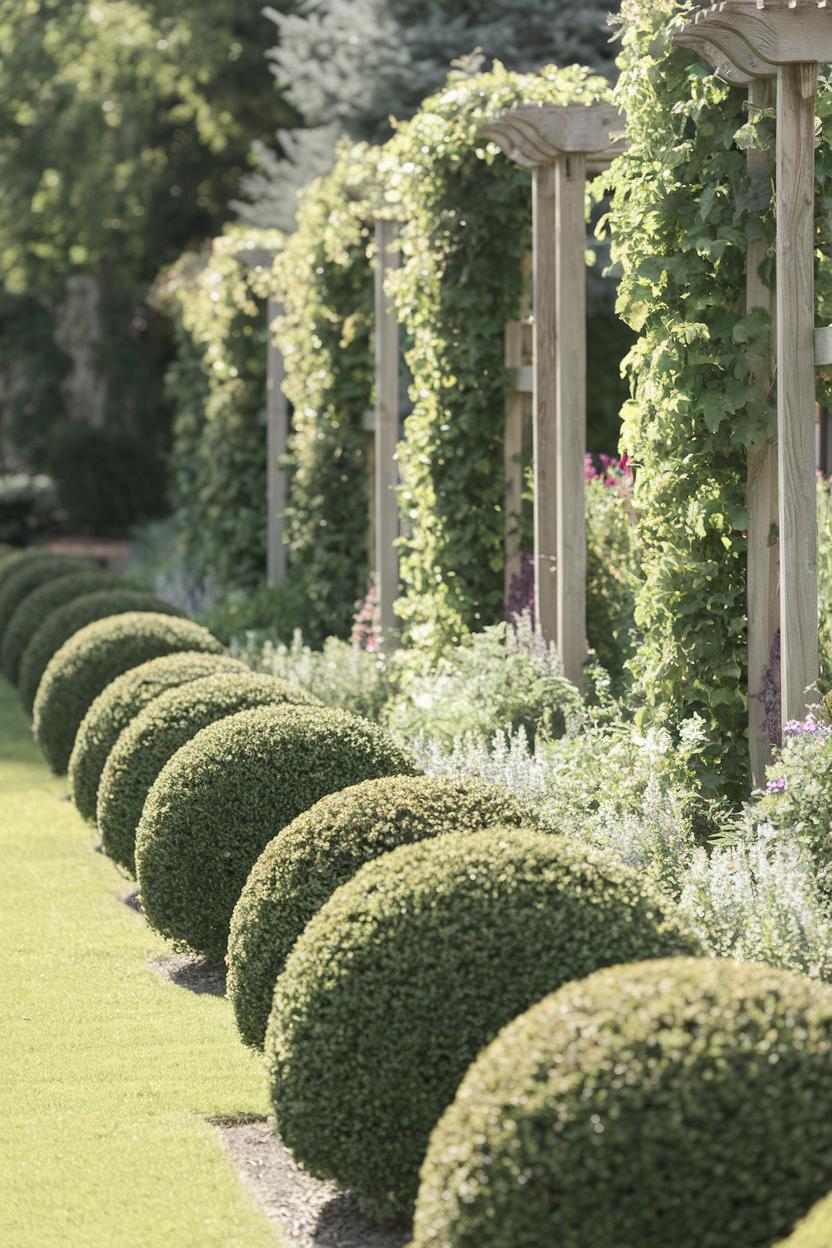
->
xmin=532 ymin=163 xmax=558 ymax=647
xmin=777 ymin=61 xmax=819 ymax=727
xmin=374 ymin=219 xmax=401 ymax=650
xmin=266 ymin=296 xmax=289 ymax=585
xmin=746 ymin=79 xmax=778 ymax=787
xmin=555 ymin=153 xmax=588 ymax=687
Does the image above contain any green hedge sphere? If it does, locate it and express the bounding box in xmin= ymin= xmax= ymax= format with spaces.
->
xmin=2 ymin=570 xmax=116 ymax=684
xmin=0 ymin=548 xmax=23 ymax=572
xmin=411 ymin=958 xmax=832 ymax=1248
xmin=777 ymin=1194 xmax=832 ymax=1248
xmin=0 ymin=554 xmax=93 ymax=645
xmin=228 ymin=774 xmax=532 ymax=1051
xmin=32 ymin=612 xmax=222 ymax=775
xmin=0 ymin=547 xmax=43 ymax=590
xmin=18 ymin=586 xmax=183 ymax=713
xmin=266 ymin=827 xmax=699 ymax=1219
xmin=68 ymin=651 xmax=247 ymax=822
xmin=136 ymin=705 xmax=418 ymax=964
xmin=19 ymin=589 xmax=184 ymax=713
xmin=97 ymin=671 xmax=321 ymax=874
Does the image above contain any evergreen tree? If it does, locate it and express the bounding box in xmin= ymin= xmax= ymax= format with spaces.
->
xmin=238 ymin=0 xmax=620 ymax=227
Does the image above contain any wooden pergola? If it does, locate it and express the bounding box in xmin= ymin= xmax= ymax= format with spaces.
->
xmin=233 ymin=246 xmax=288 ymax=587
xmin=675 ymin=0 xmax=832 ymax=782
xmin=481 ymin=103 xmax=626 ymax=687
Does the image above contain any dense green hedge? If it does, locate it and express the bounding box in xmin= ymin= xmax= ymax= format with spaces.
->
xmin=32 ymin=612 xmax=222 ymax=775
xmin=228 ymin=775 xmax=531 ymax=1050
xmin=1 ymin=569 xmax=116 ymax=683
xmin=778 ymin=1194 xmax=832 ymax=1248
xmin=0 ymin=554 xmax=92 ymax=642
xmin=0 ymin=547 xmax=37 ymax=588
xmin=381 ymin=63 xmax=609 ymax=650
xmin=412 ymin=958 xmax=832 ymax=1248
xmin=272 ymin=142 xmax=377 ymax=643
xmin=68 ymin=651 xmax=246 ymax=822
xmin=135 ymin=705 xmax=419 ymax=963
xmin=607 ymin=0 xmax=832 ymax=793
xmin=97 ymin=671 xmax=319 ymax=873
xmin=158 ymin=227 xmax=283 ymax=595
xmin=19 ymin=589 xmax=183 ymax=713
xmin=266 ymin=827 xmax=698 ymax=1217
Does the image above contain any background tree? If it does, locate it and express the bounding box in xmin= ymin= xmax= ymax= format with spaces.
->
xmin=0 ymin=0 xmax=296 ymax=533
xmin=238 ymin=0 xmax=622 ymax=228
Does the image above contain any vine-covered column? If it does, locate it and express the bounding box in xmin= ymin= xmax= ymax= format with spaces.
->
xmin=677 ymin=0 xmax=832 ymax=743
xmin=480 ymin=103 xmax=624 ymax=685
xmin=373 ymin=217 xmax=402 ymax=649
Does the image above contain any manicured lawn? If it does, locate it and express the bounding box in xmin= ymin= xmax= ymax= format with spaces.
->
xmin=0 ymin=677 xmax=280 ymax=1247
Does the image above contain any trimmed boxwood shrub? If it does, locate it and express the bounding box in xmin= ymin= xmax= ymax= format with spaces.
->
xmin=228 ymin=775 xmax=533 ymax=1051
xmin=778 ymin=1194 xmax=832 ymax=1248
xmin=68 ymin=651 xmax=247 ymax=822
xmin=0 ymin=554 xmax=92 ymax=644
xmin=19 ymin=589 xmax=183 ymax=713
xmin=2 ymin=569 xmax=116 ymax=683
xmin=98 ymin=671 xmax=321 ymax=874
xmin=32 ymin=612 xmax=222 ymax=775
xmin=0 ymin=547 xmax=41 ymax=589
xmin=265 ymin=828 xmax=699 ymax=1218
xmin=135 ymin=705 xmax=419 ymax=964
xmin=411 ymin=959 xmax=832 ymax=1248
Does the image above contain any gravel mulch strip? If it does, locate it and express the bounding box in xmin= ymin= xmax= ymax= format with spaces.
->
xmin=217 ymin=1117 xmax=409 ymax=1248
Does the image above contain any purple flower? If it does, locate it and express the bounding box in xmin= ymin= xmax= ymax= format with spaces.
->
xmin=766 ymin=777 xmax=787 ymax=794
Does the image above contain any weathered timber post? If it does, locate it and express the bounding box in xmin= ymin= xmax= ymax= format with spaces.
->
xmin=676 ymin=0 xmax=832 ymax=748
xmin=373 ymin=218 xmax=402 ymax=649
xmin=234 ymin=246 xmax=288 ymax=586
xmin=503 ymin=259 xmax=533 ymax=602
xmin=503 ymin=319 xmax=528 ymax=599
xmin=481 ymin=104 xmax=625 ymax=685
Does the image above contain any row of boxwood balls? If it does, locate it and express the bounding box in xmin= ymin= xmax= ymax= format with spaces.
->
xmin=1 ymin=546 xmax=831 ymax=1247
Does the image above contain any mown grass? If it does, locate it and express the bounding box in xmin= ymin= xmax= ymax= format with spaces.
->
xmin=0 ymin=677 xmax=280 ymax=1247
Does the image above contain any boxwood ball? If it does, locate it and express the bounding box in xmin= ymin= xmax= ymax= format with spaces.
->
xmin=228 ymin=774 xmax=533 ymax=1051
xmin=0 ymin=553 xmax=92 ymax=644
xmin=32 ymin=612 xmax=222 ymax=775
xmin=68 ymin=651 xmax=247 ymax=822
xmin=266 ymin=828 xmax=699 ymax=1219
xmin=1 ymin=570 xmax=116 ymax=684
xmin=135 ymin=704 xmax=419 ymax=965
xmin=411 ymin=959 xmax=832 ymax=1248
xmin=19 ymin=589 xmax=184 ymax=713
xmin=97 ymin=671 xmax=321 ymax=874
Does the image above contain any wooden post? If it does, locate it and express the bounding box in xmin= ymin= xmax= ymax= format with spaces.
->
xmin=676 ymin=0 xmax=832 ymax=775
xmin=745 ymin=79 xmax=779 ymax=785
xmin=374 ymin=219 xmax=401 ymax=649
xmin=480 ymin=103 xmax=625 ymax=681
xmin=234 ymin=246 xmax=288 ymax=586
xmin=266 ymin=295 xmax=288 ymax=586
xmin=776 ymin=60 xmax=819 ymax=726
xmin=503 ymin=319 xmax=526 ymax=601
xmin=532 ymin=163 xmax=559 ymax=647
xmin=555 ymin=152 xmax=588 ymax=684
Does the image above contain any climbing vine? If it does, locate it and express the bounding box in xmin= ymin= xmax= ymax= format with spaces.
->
xmin=381 ymin=62 xmax=611 ymax=653
xmin=607 ymin=0 xmax=832 ymax=796
xmin=156 ymin=226 xmax=282 ymax=593
xmin=272 ymin=143 xmax=380 ymax=644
